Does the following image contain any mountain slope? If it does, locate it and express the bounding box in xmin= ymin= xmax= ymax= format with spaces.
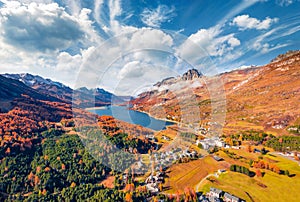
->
xmin=0 ymin=75 xmax=73 ymax=156
xmin=225 ymin=51 xmax=300 ymax=134
xmin=131 ymin=51 xmax=300 ymax=135
xmin=0 ymin=75 xmax=63 ymax=112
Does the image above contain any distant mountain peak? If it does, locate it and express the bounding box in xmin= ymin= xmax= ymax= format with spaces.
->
xmin=154 ymin=68 xmax=202 ymax=87
xmin=3 ymin=73 xmax=67 ymax=88
xmin=182 ymin=69 xmax=202 ymax=81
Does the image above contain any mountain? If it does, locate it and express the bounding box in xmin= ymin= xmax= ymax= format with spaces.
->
xmin=3 ymin=73 xmax=74 ymax=103
xmin=73 ymin=87 xmax=124 ymax=107
xmin=182 ymin=68 xmax=203 ymax=80
xmin=224 ymin=50 xmax=300 ymax=134
xmin=154 ymin=68 xmax=202 ymax=87
xmin=2 ymin=73 xmax=124 ymax=107
xmin=0 ymin=75 xmax=63 ymax=112
xmin=0 ymin=73 xmax=127 ymax=144
xmin=131 ymin=51 xmax=300 ymax=135
xmin=0 ymin=75 xmax=73 ymax=153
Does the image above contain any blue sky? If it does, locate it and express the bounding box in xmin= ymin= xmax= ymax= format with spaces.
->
xmin=0 ymin=0 xmax=299 ymax=95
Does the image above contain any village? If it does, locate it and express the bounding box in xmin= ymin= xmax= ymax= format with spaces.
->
xmin=132 ymin=128 xmax=300 ymax=202
xmin=135 ymin=133 xmax=249 ymax=201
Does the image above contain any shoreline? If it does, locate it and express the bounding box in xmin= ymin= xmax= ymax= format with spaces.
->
xmin=132 ymin=108 xmax=179 ymax=124
xmin=85 ymin=106 xmax=108 ymax=110
xmin=84 ymin=105 xmax=179 ymax=131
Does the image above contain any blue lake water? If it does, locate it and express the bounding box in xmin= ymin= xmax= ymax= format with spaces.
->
xmin=89 ymin=105 xmax=174 ymax=131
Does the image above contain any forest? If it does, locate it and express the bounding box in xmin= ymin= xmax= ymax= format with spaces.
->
xmin=0 ymin=128 xmax=178 ymax=201
xmin=228 ymin=130 xmax=300 ymax=151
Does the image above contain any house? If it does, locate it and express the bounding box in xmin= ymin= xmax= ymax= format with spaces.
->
xmin=197 ymin=137 xmax=225 ymax=150
xmin=146 ymin=134 xmax=155 ymax=141
xmin=223 ymin=192 xmax=241 ymax=202
xmin=213 ymin=155 xmax=223 ymax=161
xmin=162 ymin=135 xmax=171 ymax=141
xmin=215 ymin=139 xmax=225 ymax=147
xmin=225 ymin=145 xmax=231 ymax=149
xmin=208 ymin=187 xmax=224 ymax=198
xmin=218 ymin=169 xmax=226 ymax=174
xmin=231 ymin=146 xmax=240 ymax=150
xmin=198 ymin=195 xmax=210 ymax=202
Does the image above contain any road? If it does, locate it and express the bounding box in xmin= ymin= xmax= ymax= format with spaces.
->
xmin=195 ymin=173 xmax=215 ymax=192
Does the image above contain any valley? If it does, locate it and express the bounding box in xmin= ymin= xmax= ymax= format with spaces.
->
xmin=0 ymin=50 xmax=300 ymax=202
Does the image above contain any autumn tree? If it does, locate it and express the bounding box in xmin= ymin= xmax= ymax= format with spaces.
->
xmin=125 ymin=193 xmax=133 ymax=202
xmin=238 ymin=134 xmax=243 ymax=142
xmin=159 ymin=183 xmax=163 ymax=192
xmin=256 ymin=169 xmax=262 ymax=177
xmin=284 ymin=170 xmax=290 ymax=176
xmin=70 ymin=182 xmax=76 ymax=188
xmin=5 ymin=147 xmax=11 ymax=154
xmin=246 ymin=145 xmax=252 ymax=152
xmin=273 ymin=166 xmax=281 ymax=174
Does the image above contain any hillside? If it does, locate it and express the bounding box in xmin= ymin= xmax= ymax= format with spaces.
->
xmin=0 ymin=75 xmax=74 ymax=158
xmin=131 ymin=51 xmax=300 ymax=135
xmin=2 ymin=73 xmax=124 ymax=108
xmin=0 ymin=75 xmax=62 ymax=112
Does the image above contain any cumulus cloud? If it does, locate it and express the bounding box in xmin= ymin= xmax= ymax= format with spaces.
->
xmin=0 ymin=1 xmax=102 ymax=88
xmin=232 ymin=14 xmax=278 ymax=30
xmin=113 ymin=61 xmax=176 ymax=96
xmin=228 ymin=37 xmax=241 ymax=47
xmin=141 ymin=5 xmax=176 ymax=28
xmin=0 ymin=2 xmax=86 ymax=52
xmin=75 ymin=27 xmax=176 ymax=93
xmin=118 ymin=61 xmax=145 ymax=79
xmin=125 ymin=28 xmax=173 ymax=51
xmin=177 ymin=25 xmax=241 ymax=64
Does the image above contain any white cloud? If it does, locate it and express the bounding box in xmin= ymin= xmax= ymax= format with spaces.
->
xmin=217 ymin=0 xmax=263 ymax=24
xmin=126 ymin=28 xmax=173 ymax=50
xmin=75 ymin=27 xmax=176 ymax=93
xmin=0 ymin=2 xmax=85 ymax=52
xmin=177 ymin=25 xmax=241 ymax=64
xmin=118 ymin=61 xmax=144 ymax=79
xmin=62 ymin=0 xmax=81 ymax=16
xmin=141 ymin=5 xmax=176 ymax=28
xmin=0 ymin=1 xmax=102 ymax=88
xmin=276 ymin=0 xmax=294 ymax=6
xmin=228 ymin=37 xmax=241 ymax=47
xmin=94 ymin=0 xmax=105 ymax=26
xmin=232 ymin=15 xmax=278 ymax=30
xmin=245 ymin=18 xmax=300 ymax=54
xmin=253 ymin=41 xmax=270 ymax=53
xmin=113 ymin=61 xmax=176 ymax=96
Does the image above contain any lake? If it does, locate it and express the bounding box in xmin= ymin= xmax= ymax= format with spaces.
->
xmin=89 ymin=105 xmax=174 ymax=131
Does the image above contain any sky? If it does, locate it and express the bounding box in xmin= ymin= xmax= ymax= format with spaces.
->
xmin=0 ymin=0 xmax=299 ymax=95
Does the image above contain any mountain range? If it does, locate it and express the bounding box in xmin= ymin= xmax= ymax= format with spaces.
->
xmin=2 ymin=73 xmax=124 ymax=108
